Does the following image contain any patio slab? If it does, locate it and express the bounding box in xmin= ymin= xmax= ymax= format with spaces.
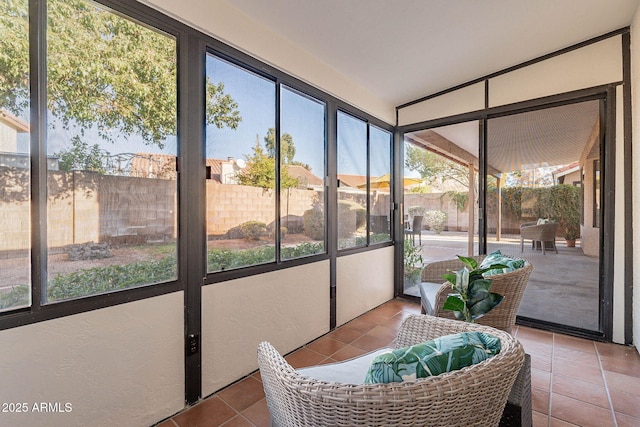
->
xmin=406 ymin=231 xmax=600 ymax=331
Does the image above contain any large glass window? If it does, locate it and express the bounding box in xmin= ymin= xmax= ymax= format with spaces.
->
xmin=0 ymin=0 xmax=382 ymax=320
xmin=205 ymin=55 xmax=276 ymax=272
xmin=280 ymin=86 xmax=326 ymax=260
xmin=337 ymin=111 xmax=367 ymax=249
xmin=45 ymin=0 xmax=178 ymax=302
xmin=336 ymin=112 xmax=392 ymax=250
xmin=0 ymin=0 xmax=31 ymax=311
xmin=369 ymin=126 xmax=392 ymax=243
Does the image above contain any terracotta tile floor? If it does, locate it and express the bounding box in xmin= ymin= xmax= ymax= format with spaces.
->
xmin=158 ymin=299 xmax=640 ymax=427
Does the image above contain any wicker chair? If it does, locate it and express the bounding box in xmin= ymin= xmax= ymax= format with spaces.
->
xmin=258 ymin=314 xmax=525 ymax=427
xmin=519 ymin=221 xmax=558 ymax=254
xmin=419 ymin=255 xmax=533 ymax=333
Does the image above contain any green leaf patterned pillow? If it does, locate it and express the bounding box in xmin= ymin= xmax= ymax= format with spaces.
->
xmin=479 ymin=250 xmax=525 ymax=276
xmin=364 ymin=331 xmax=501 ymax=384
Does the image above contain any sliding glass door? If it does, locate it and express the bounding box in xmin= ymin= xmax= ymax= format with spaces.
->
xmin=485 ymin=100 xmax=603 ymax=333
xmin=402 ymin=121 xmax=480 ymax=296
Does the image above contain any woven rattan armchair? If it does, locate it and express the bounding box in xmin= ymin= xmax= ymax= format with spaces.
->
xmin=258 ymin=314 xmax=525 ymax=427
xmin=419 ymin=255 xmax=533 ymax=333
xmin=520 ymin=221 xmax=558 ymax=254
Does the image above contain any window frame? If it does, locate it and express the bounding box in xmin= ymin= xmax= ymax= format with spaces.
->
xmin=0 ymin=0 xmax=394 ymax=329
xmin=336 ymin=107 xmax=394 ymax=255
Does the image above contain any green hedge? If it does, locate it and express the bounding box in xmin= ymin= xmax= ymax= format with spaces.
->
xmin=0 ymin=241 xmax=325 ymax=307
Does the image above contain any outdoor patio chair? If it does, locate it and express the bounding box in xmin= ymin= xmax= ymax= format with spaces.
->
xmin=258 ymin=314 xmax=525 ymax=427
xmin=403 ymin=215 xmax=423 ymax=245
xmin=519 ymin=221 xmax=559 ymax=254
xmin=419 ymin=255 xmax=533 ymax=333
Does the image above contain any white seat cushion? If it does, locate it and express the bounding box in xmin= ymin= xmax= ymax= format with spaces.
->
xmin=296 ymin=347 xmax=393 ymax=384
xmin=419 ymin=282 xmax=443 ymax=315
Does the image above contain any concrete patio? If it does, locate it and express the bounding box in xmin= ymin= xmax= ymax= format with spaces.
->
xmin=405 ymin=231 xmax=600 ymax=332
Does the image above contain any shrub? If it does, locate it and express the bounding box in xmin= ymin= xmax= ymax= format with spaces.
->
xmin=47 ymin=256 xmax=177 ymax=301
xmin=281 ymin=242 xmax=324 ymax=259
xmin=303 ymin=208 xmax=324 ymax=240
xmin=240 ymin=221 xmax=267 ymax=240
xmin=369 ymin=233 xmax=391 ymax=244
xmin=337 ymin=200 xmax=366 ymax=238
xmin=208 ymin=246 xmax=275 ymax=271
xmin=550 ymin=184 xmax=580 ymax=240
xmin=424 ymin=210 xmax=447 ymax=234
xmin=403 ymin=239 xmax=423 ymax=286
xmin=408 ymin=206 xmax=426 ymax=220
xmin=0 ymin=285 xmax=29 ymax=310
xmin=267 ymin=224 xmax=287 ymax=239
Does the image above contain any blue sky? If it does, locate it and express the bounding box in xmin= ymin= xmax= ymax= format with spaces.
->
xmin=206 ymin=55 xmax=326 ymax=176
xmin=33 ymin=54 xmax=389 ymax=181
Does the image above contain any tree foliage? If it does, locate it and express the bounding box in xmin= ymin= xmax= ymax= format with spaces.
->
xmin=56 ymin=136 xmax=107 ymax=173
xmin=264 ymin=128 xmax=295 ymax=164
xmin=405 ymin=144 xmax=469 ymax=189
xmin=236 ymin=135 xmax=299 ymax=190
xmin=0 ymin=0 xmax=241 ymax=148
xmin=264 ymin=127 xmax=311 ymax=170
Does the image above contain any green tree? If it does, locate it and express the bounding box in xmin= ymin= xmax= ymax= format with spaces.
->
xmin=0 ymin=0 xmax=241 ymax=148
xmin=236 ymin=135 xmax=299 ymax=189
xmin=264 ymin=128 xmax=295 ymax=164
xmin=405 ymin=144 xmax=469 ymax=189
xmin=263 ymin=127 xmax=312 ymax=170
xmin=55 ymin=136 xmax=107 ymax=173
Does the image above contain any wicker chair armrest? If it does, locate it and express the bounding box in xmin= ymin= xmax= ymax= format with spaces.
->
xmin=396 ymin=314 xmax=500 ymax=347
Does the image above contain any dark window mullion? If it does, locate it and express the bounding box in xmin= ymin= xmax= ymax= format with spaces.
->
xmin=275 ymin=83 xmax=282 ymax=263
xmin=366 ymin=123 xmax=371 ymax=246
xmin=30 ymin=0 xmax=48 ymax=308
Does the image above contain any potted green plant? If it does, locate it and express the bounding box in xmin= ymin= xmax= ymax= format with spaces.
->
xmin=550 ymin=184 xmax=581 ymax=247
xmin=403 ymin=239 xmax=423 ymax=288
xmin=441 ymin=256 xmax=506 ymax=323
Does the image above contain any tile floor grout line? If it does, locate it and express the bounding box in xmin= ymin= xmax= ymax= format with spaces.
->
xmin=595 ymin=340 xmax=619 ymax=427
xmin=221 ymin=412 xmax=256 ymax=427
xmin=169 ymin=300 xmax=639 ymax=427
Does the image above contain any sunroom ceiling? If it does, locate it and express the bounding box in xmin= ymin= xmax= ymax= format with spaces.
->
xmin=223 ymin=0 xmax=638 ymax=107
xmin=406 ymin=101 xmax=600 ymax=174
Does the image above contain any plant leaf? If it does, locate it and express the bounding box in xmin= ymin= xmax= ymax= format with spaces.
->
xmin=469 ymin=293 xmax=504 ymax=320
xmin=456 ymin=268 xmax=470 ymax=293
xmin=442 ymin=272 xmax=457 ymax=285
xmin=457 ymin=255 xmax=478 ymax=270
xmin=442 ymin=294 xmax=465 ymax=312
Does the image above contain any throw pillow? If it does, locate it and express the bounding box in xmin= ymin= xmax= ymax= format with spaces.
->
xmin=364 ymin=331 xmax=501 ymax=384
xmin=479 ymin=250 xmax=525 ymax=276
xmin=536 ymin=218 xmax=550 ymax=225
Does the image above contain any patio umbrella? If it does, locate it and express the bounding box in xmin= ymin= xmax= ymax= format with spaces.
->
xmin=357 ymin=173 xmax=422 ymax=189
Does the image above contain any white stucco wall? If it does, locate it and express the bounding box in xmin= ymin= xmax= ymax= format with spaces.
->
xmin=201 ymin=261 xmax=330 ymax=396
xmin=141 ymin=0 xmax=395 ymax=124
xmin=488 ymin=36 xmax=623 ymax=107
xmin=336 ymin=246 xmax=395 ymax=326
xmin=0 ymin=292 xmax=185 ymax=427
